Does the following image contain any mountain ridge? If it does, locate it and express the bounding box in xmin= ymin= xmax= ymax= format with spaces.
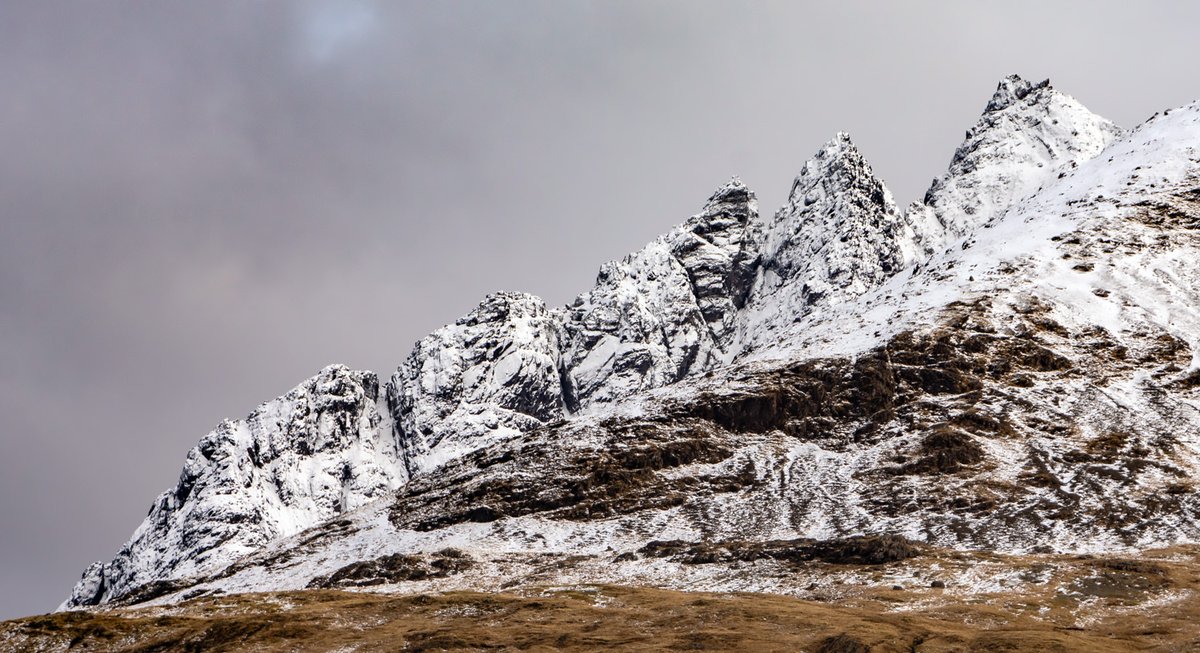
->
xmin=63 ymin=75 xmax=1200 ymax=611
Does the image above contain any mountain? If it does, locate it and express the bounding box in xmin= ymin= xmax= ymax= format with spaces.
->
xmin=59 ymin=75 xmax=1200 ymax=621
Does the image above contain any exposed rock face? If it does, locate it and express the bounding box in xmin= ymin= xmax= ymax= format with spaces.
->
xmin=668 ymin=179 xmax=761 ymax=342
xmin=558 ymin=179 xmax=759 ymax=407
xmin=387 ymin=292 xmax=565 ymax=475
xmin=67 ymin=365 xmax=404 ymax=607
xmin=65 ymin=76 xmax=1200 ymax=613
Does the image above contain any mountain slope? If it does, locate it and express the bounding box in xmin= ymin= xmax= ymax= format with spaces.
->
xmin=63 ymin=76 xmax=1200 ymax=612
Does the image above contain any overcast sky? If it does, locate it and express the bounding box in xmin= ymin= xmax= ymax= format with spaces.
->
xmin=2 ymin=1 xmax=1199 ymax=620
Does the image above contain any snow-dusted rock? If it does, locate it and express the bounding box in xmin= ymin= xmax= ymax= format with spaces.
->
xmin=387 ymin=292 xmax=565 ymax=475
xmin=129 ymin=95 xmax=1200 ymax=609
xmin=558 ymin=179 xmax=760 ymax=407
xmin=733 ymin=133 xmax=907 ymax=356
xmin=668 ymin=179 xmax=762 ymax=343
xmin=906 ymin=74 xmax=1123 ymax=255
xmin=64 ymin=365 xmax=404 ymax=607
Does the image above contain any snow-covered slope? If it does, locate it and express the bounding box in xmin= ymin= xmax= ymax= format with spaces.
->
xmin=64 ymin=76 xmax=1200 ymax=610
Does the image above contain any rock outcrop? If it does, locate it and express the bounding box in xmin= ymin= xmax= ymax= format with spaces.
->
xmin=558 ymin=178 xmax=760 ymax=407
xmin=67 ymin=365 xmax=404 ymax=607
xmin=387 ymin=292 xmax=565 ymax=475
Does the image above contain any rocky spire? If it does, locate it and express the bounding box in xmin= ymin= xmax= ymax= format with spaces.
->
xmin=387 ymin=291 xmax=565 ymax=475
xmin=669 ymin=177 xmax=761 ymax=342
xmin=905 ymin=74 xmax=1122 ymax=256
xmin=734 ymin=133 xmax=903 ymax=355
xmin=557 ymin=178 xmax=760 ymax=408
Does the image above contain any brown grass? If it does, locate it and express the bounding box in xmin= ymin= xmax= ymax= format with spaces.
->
xmin=11 ymin=545 xmax=1200 ymax=652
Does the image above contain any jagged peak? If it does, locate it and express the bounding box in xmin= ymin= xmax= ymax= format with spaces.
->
xmin=452 ymin=291 xmax=549 ymax=329
xmin=473 ymin=289 xmax=546 ymax=309
xmin=307 ymin=363 xmax=379 ymax=405
xmin=709 ymin=176 xmax=749 ymax=198
xmin=313 ymin=362 xmax=358 ymax=379
xmin=692 ymin=177 xmax=757 ymax=226
xmin=696 ymin=177 xmax=755 ymax=213
xmin=732 ymin=129 xmax=906 ymax=358
xmin=953 ymin=74 xmax=1118 ymax=173
xmin=813 ymin=131 xmax=857 ymax=159
xmin=909 ymin=74 xmax=1121 ymax=246
xmin=581 ymin=177 xmax=760 ymax=290
xmin=797 ymin=133 xmax=867 ymax=177
xmin=786 ymin=132 xmax=891 ymax=210
xmin=985 ymin=74 xmax=1052 ymax=113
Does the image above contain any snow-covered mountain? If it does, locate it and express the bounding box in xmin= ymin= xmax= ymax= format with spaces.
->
xmin=63 ymin=75 xmax=1200 ymax=610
